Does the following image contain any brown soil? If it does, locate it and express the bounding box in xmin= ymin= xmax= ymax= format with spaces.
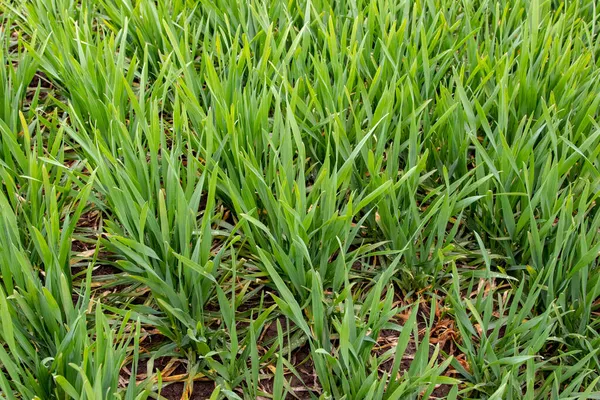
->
xmin=159 ymin=381 xmax=216 ymax=400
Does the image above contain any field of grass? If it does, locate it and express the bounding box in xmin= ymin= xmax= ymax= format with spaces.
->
xmin=1 ymin=0 xmax=600 ymax=398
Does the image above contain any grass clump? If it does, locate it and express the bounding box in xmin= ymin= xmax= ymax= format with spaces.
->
xmin=1 ymin=0 xmax=599 ymax=398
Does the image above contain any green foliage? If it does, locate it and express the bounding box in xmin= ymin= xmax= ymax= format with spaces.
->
xmin=0 ymin=0 xmax=599 ymax=398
